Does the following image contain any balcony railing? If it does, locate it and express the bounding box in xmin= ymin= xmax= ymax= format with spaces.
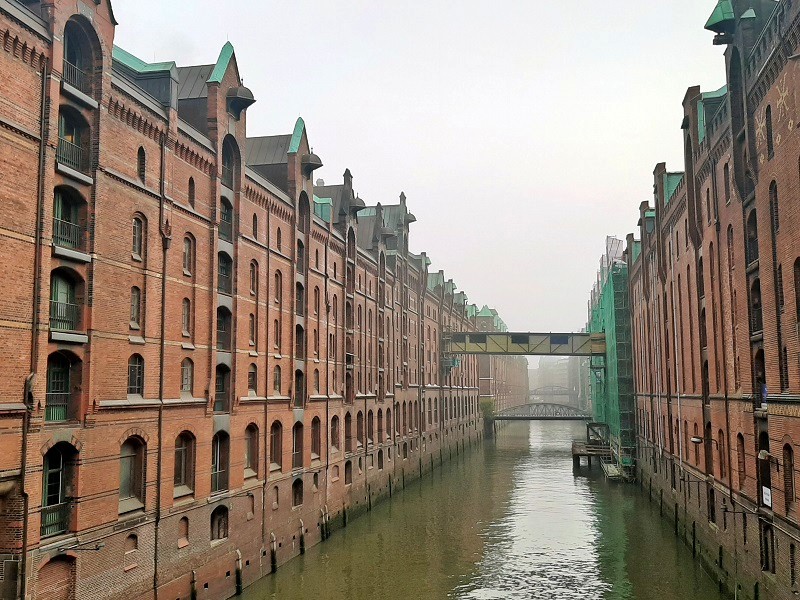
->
xmin=41 ymin=502 xmax=69 ymax=537
xmin=746 ymin=240 xmax=759 ymax=266
xmin=292 ymin=450 xmax=302 ymax=469
xmin=216 ymin=329 xmax=231 ymax=351
xmin=221 ymin=165 xmax=234 ymax=188
xmin=63 ymin=60 xmax=90 ymax=95
xmin=217 ymin=273 xmax=232 ymax=295
xmin=219 ymin=219 xmax=233 ymax=242
xmin=50 ymin=301 xmax=80 ymax=331
xmin=213 ymin=393 xmax=229 ymax=413
xmin=45 ymin=392 xmax=69 ymax=422
xmin=750 ymin=309 xmax=764 ymax=334
xmin=53 ymin=218 xmax=84 ymax=250
xmin=57 ymin=137 xmax=86 ymax=173
xmin=211 ymin=469 xmax=228 ymax=493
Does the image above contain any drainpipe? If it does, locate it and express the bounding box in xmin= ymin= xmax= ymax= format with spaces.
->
xmin=153 ymin=133 xmax=171 ymax=600
xmin=20 ymin=59 xmax=49 ymax=600
xmin=262 ymin=198 xmax=272 ymax=554
xmin=323 ymin=217 xmax=331 ymax=528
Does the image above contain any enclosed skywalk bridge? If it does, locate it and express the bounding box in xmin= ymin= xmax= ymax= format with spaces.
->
xmin=442 ymin=332 xmax=606 ymax=357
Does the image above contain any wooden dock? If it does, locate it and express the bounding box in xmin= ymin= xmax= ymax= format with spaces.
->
xmin=572 ymin=441 xmax=611 ymax=468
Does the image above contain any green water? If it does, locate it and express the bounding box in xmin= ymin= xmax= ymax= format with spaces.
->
xmin=243 ymin=421 xmax=720 ymax=599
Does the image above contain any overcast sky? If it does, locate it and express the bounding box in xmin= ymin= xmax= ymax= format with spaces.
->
xmin=114 ymin=1 xmax=724 ymax=332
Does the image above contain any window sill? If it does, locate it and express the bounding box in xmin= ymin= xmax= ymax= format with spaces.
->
xmin=178 ymin=538 xmax=189 ymax=549
xmin=183 ymin=269 xmax=192 ymax=277
xmin=123 ymin=563 xmax=138 ymax=573
xmin=244 ymin=468 xmax=257 ymax=480
xmin=173 ymin=485 xmax=194 ymax=500
xmin=210 ymin=537 xmax=227 ymax=547
xmin=131 ymin=253 xmax=142 ymax=263
xmin=118 ymin=498 xmax=145 ymax=515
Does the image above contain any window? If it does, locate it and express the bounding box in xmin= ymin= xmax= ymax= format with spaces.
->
xmin=314 ymin=287 xmax=320 ymax=315
xmin=769 ymin=181 xmax=779 ymax=234
xmin=296 ymin=240 xmax=305 ymax=270
xmin=786 ymin=444 xmax=796 ymax=513
xmin=779 ymin=265 xmax=785 ymax=312
xmin=274 ymin=271 xmax=283 ymax=304
xmin=130 ymin=286 xmax=141 ymax=328
xmin=311 ymin=417 xmax=321 ymax=458
xmin=42 ymin=444 xmax=75 ymax=537
xmin=331 ymin=415 xmax=340 ymax=451
xmin=245 ymin=424 xmax=258 ymax=476
xmin=132 ymin=216 xmax=144 ymax=259
xmin=183 ymin=237 xmax=194 ymax=275
xmin=248 ymin=363 xmax=257 ymax=394
xmin=210 ymin=506 xmax=228 ymax=541
xmin=63 ymin=20 xmax=92 ymax=94
xmin=746 ymin=210 xmax=759 ymax=265
xmin=314 ymin=368 xmax=320 ymax=393
xmin=182 ymin=298 xmax=192 ymax=337
xmin=53 ymin=188 xmax=84 ymax=250
xmin=270 ymin=421 xmax=283 ymax=470
xmin=292 ymin=422 xmax=303 ymax=469
xmin=273 ymin=365 xmax=282 ymax=394
xmin=46 ymin=353 xmax=74 ymax=423
xmin=214 ymin=365 xmax=230 ymax=412
xmin=137 ymin=147 xmax=146 ymax=183
xmin=119 ymin=437 xmax=145 ymax=510
xmin=273 ymin=319 xmax=281 ymax=351
xmin=723 ymin=162 xmax=731 ymax=204
xmin=188 ymin=177 xmax=195 ymax=207
xmin=718 ymin=429 xmax=727 ymax=479
xmin=250 ymin=261 xmax=258 ymax=294
xmin=737 ymin=433 xmax=746 ymax=490
xmin=344 ymin=460 xmax=352 ymax=484
xmin=211 ymin=432 xmax=229 ymax=493
xmin=174 ymin=432 xmax=195 ymax=493
xmin=178 ymin=517 xmax=189 ymax=547
xmin=795 ymin=258 xmax=800 ymax=323
xmin=180 ymin=358 xmax=193 ymax=394
xmin=766 ymin=105 xmax=774 ymax=159
xmin=127 ymin=354 xmax=144 ymax=396
xmin=296 ymin=283 xmax=305 ymax=316
xmin=249 ymin=314 xmax=256 ymax=347
xmin=276 ymin=228 xmax=282 ymax=252
xmin=218 ymin=252 xmax=233 ymax=294
xmin=252 ymin=214 xmax=258 ymax=239
xmin=219 ymin=199 xmax=233 ymax=241
xmin=292 ymin=478 xmax=303 ymax=507
xmin=216 ymin=307 xmax=232 ymax=351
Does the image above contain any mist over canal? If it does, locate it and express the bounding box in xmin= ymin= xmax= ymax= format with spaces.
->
xmin=243 ymin=421 xmax=719 ymax=599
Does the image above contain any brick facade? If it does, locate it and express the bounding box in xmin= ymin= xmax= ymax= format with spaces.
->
xmin=627 ymin=2 xmax=800 ymax=598
xmin=0 ymin=2 xmax=528 ymax=599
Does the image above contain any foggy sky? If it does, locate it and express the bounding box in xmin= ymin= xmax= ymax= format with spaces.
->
xmin=114 ymin=1 xmax=724 ymax=332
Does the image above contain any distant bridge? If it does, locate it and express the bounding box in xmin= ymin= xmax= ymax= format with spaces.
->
xmin=529 ymin=386 xmax=576 ymax=398
xmin=495 ymin=402 xmax=592 ymax=421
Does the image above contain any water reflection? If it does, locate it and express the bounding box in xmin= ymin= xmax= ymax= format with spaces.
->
xmin=244 ymin=421 xmax=719 ymax=600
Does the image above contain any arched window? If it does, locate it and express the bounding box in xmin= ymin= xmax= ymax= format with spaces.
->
xmin=180 ymin=358 xmax=193 ymax=394
xmin=132 ymin=216 xmax=144 ymax=258
xmin=356 ymin=411 xmax=364 ymax=448
xmin=248 ymin=363 xmax=257 ymax=394
xmin=766 ymin=105 xmax=774 ymax=158
xmin=314 ymin=368 xmax=320 ymax=392
xmin=217 ymin=252 xmax=233 ymax=294
xmin=42 ymin=443 xmax=77 ymax=536
xmin=296 ymin=282 xmax=305 ymax=317
xmin=46 ymin=352 xmax=79 ymax=423
xmin=53 ymin=187 xmax=86 ymax=250
xmin=210 ymin=505 xmax=228 ymax=540
xmin=244 ymin=424 xmax=258 ymax=476
xmin=785 ymin=444 xmax=795 ymax=513
xmin=331 ymin=415 xmax=340 ymax=451
xmin=174 ymin=431 xmax=195 ymax=493
xmin=274 ymin=271 xmax=283 ymax=304
xmin=273 ymin=319 xmax=281 ymax=351
xmin=222 ymin=137 xmax=237 ymax=188
xmin=377 ymin=409 xmax=384 ymax=443
xmin=216 ymin=306 xmax=232 ymax=351
xmin=181 ymin=298 xmax=192 ymax=337
xmin=293 ymin=369 xmax=305 ymax=407
xmin=750 ymin=279 xmax=763 ymax=333
xmin=292 ymin=422 xmax=304 ymax=469
xmin=769 ymin=181 xmax=779 ymax=235
xmin=250 ymin=261 xmax=258 ymax=294
xmin=386 ymin=408 xmax=392 ymax=439
xmin=296 ymin=239 xmax=305 ymax=270
xmin=367 ymin=410 xmax=374 ymax=445
xmin=270 ymin=421 xmax=283 ymax=470
xmin=746 ymin=210 xmax=759 ymax=265
xmin=211 ymin=432 xmax=230 ymax=493
xmin=248 ymin=313 xmax=256 ymax=346
xmin=183 ymin=236 xmax=194 ymax=275
xmin=219 ymin=198 xmax=233 ymax=241
xmin=311 ymin=417 xmax=321 ymax=458
xmin=276 ymin=228 xmax=282 ymax=251
xmin=718 ymin=429 xmax=726 ymax=479
xmin=130 ymin=286 xmax=141 ymax=328
xmin=214 ymin=364 xmax=230 ymax=412
xmin=344 ymin=460 xmax=352 ymax=484
xmin=252 ymin=213 xmax=258 ymax=239
xmin=737 ymin=433 xmax=746 ymax=490
xmin=292 ymin=478 xmax=303 ymax=507
xmin=119 ymin=437 xmax=145 ymax=510
xmin=127 ymin=354 xmax=144 ymax=395
xmin=137 ymin=147 xmax=146 ymax=183
xmin=378 ymin=449 xmax=384 ymax=470
xmin=178 ymin=517 xmax=189 ymax=546
xmin=273 ymin=365 xmax=282 ymax=394
xmin=63 ymin=20 xmax=93 ymax=94
xmin=794 ymin=258 xmax=800 ymax=322
xmin=314 ymin=287 xmax=320 ymax=315
xmin=723 ymin=162 xmax=731 ymax=203
xmin=345 ymin=412 xmax=353 ymax=453
xmin=188 ymin=177 xmax=195 ymax=207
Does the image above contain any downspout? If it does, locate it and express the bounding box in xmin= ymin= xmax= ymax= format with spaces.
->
xmin=262 ymin=198 xmax=272 ymax=553
xmin=323 ymin=215 xmax=331 ymax=522
xmin=153 ymin=133 xmax=171 ymax=600
xmin=20 ymin=59 xmax=49 ymax=600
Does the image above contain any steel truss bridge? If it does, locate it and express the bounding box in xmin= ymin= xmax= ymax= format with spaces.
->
xmin=495 ymin=403 xmax=592 ymax=421
xmin=443 ymin=332 xmax=606 ymax=356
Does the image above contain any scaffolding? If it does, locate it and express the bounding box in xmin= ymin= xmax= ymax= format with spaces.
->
xmin=588 ymin=238 xmax=636 ymax=480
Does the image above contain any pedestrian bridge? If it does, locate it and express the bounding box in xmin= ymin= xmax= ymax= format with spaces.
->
xmin=495 ymin=403 xmax=592 ymax=421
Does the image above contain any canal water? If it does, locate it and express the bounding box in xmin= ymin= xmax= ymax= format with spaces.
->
xmin=243 ymin=421 xmax=720 ymax=600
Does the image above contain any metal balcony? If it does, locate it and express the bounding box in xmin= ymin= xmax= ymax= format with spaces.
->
xmin=218 ymin=219 xmax=233 ymax=242
xmin=45 ymin=392 xmax=70 ymax=423
xmin=41 ymin=502 xmax=69 ymax=537
xmin=211 ymin=469 xmax=228 ymax=493
xmin=57 ymin=138 xmax=86 ymax=173
xmin=50 ymin=301 xmax=80 ymax=331
xmin=217 ymin=273 xmax=232 ymax=295
xmin=63 ymin=60 xmax=90 ymax=95
xmin=53 ymin=218 xmax=84 ymax=250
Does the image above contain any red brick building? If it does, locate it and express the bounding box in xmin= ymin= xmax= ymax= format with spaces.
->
xmin=0 ymin=2 xmax=528 ymax=598
xmin=628 ymin=1 xmax=800 ymax=598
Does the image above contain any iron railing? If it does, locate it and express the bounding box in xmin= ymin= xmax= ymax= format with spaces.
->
xmin=213 ymin=393 xmax=229 ymax=413
xmin=57 ymin=137 xmax=85 ymax=173
xmin=50 ymin=300 xmax=80 ymax=331
xmin=41 ymin=502 xmax=69 ymax=537
xmin=53 ymin=218 xmax=83 ymax=250
xmin=219 ymin=219 xmax=233 ymax=242
xmin=750 ymin=309 xmax=764 ymax=334
xmin=746 ymin=239 xmax=760 ymax=266
xmin=211 ymin=469 xmax=228 ymax=493
xmin=63 ymin=60 xmax=90 ymax=95
xmin=217 ymin=273 xmax=232 ymax=295
xmin=292 ymin=450 xmax=302 ymax=470
xmin=221 ymin=165 xmax=234 ymax=188
xmin=216 ymin=329 xmax=231 ymax=351
xmin=45 ymin=392 xmax=69 ymax=422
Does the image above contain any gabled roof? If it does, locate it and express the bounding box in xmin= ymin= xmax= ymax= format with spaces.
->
xmin=246 ymin=135 xmax=291 ymax=166
xmin=208 ymin=42 xmax=235 ymax=84
xmin=177 ymin=64 xmax=214 ymax=99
